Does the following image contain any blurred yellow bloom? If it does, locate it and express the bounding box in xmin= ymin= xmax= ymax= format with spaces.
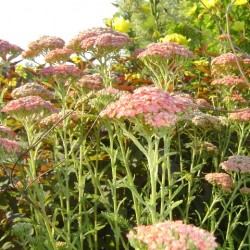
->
xmin=202 ymin=0 xmax=218 ymax=8
xmin=112 ymin=17 xmax=131 ymax=33
xmin=71 ymin=55 xmax=81 ymax=64
xmin=159 ymin=33 xmax=190 ymax=45
xmin=233 ymin=0 xmax=248 ymax=5
xmin=15 ymin=65 xmax=27 ymax=79
xmin=8 ymin=78 xmax=17 ymax=87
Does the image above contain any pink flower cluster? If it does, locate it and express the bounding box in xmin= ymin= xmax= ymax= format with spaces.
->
xmin=40 ymin=110 xmax=79 ymax=128
xmin=211 ymin=75 xmax=247 ymax=88
xmin=100 ymin=86 xmax=195 ymax=128
xmin=11 ymin=82 xmax=54 ymax=100
xmin=205 ymin=173 xmax=233 ymax=192
xmin=127 ymin=220 xmax=218 ymax=250
xmin=223 ymin=93 xmax=247 ymax=103
xmin=229 ymin=109 xmax=250 ymax=122
xmin=211 ymin=53 xmax=244 ymax=77
xmin=39 ymin=65 xmax=82 ymax=79
xmin=67 ymin=27 xmax=132 ymax=54
xmin=0 ymin=137 xmax=20 ymax=154
xmin=0 ymin=125 xmax=16 ymax=140
xmin=45 ymin=48 xmax=74 ymax=64
xmin=2 ymin=96 xmax=56 ymax=122
xmin=220 ymin=155 xmax=250 ymax=174
xmin=137 ymin=42 xmax=194 ymax=59
xmin=77 ymin=73 xmax=104 ymax=90
xmin=0 ymin=39 xmax=23 ymax=59
xmin=22 ymin=35 xmax=65 ymax=58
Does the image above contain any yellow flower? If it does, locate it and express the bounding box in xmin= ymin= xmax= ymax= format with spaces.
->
xmin=159 ymin=33 xmax=190 ymax=45
xmin=112 ymin=17 xmax=131 ymax=33
xmin=71 ymin=55 xmax=81 ymax=64
xmin=202 ymin=0 xmax=218 ymax=8
xmin=233 ymin=0 xmax=248 ymax=5
xmin=15 ymin=65 xmax=27 ymax=79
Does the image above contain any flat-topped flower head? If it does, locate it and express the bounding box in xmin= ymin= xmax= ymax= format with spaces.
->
xmin=22 ymin=35 xmax=65 ymax=59
xmin=211 ymin=75 xmax=248 ymax=89
xmin=45 ymin=48 xmax=74 ymax=64
xmin=2 ymin=96 xmax=56 ymax=122
xmin=240 ymin=187 xmax=250 ymax=195
xmin=205 ymin=173 xmax=233 ymax=192
xmin=0 ymin=137 xmax=20 ymax=154
xmin=11 ymin=82 xmax=54 ymax=100
xmin=211 ymin=53 xmax=244 ymax=77
xmin=0 ymin=39 xmax=23 ymax=60
xmin=223 ymin=93 xmax=248 ymax=103
xmin=220 ymin=155 xmax=250 ymax=174
xmin=0 ymin=125 xmax=16 ymax=140
xmin=100 ymin=86 xmax=195 ymax=128
xmin=127 ymin=220 xmax=219 ymax=250
xmin=40 ymin=110 xmax=80 ymax=128
xmin=67 ymin=27 xmax=132 ymax=56
xmin=39 ymin=65 xmax=82 ymax=82
xmin=137 ymin=41 xmax=194 ymax=59
xmin=136 ymin=42 xmax=194 ymax=90
xmin=76 ymin=73 xmax=104 ymax=90
xmin=229 ymin=109 xmax=250 ymax=122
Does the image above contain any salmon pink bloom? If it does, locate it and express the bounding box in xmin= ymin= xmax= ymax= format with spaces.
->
xmin=0 ymin=137 xmax=20 ymax=154
xmin=205 ymin=173 xmax=233 ymax=192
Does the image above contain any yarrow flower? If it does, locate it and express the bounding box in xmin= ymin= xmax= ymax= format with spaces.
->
xmin=220 ymin=155 xmax=250 ymax=174
xmin=45 ymin=48 xmax=74 ymax=64
xmin=11 ymin=82 xmax=54 ymax=100
xmin=205 ymin=173 xmax=233 ymax=192
xmin=39 ymin=65 xmax=82 ymax=80
xmin=67 ymin=27 xmax=132 ymax=55
xmin=223 ymin=93 xmax=248 ymax=103
xmin=2 ymin=96 xmax=56 ymax=122
xmin=0 ymin=137 xmax=20 ymax=154
xmin=0 ymin=125 xmax=16 ymax=140
xmin=137 ymin=42 xmax=194 ymax=90
xmin=22 ymin=35 xmax=65 ymax=59
xmin=76 ymin=73 xmax=104 ymax=90
xmin=211 ymin=53 xmax=244 ymax=77
xmin=40 ymin=110 xmax=80 ymax=128
xmin=229 ymin=109 xmax=250 ymax=122
xmin=211 ymin=75 xmax=247 ymax=89
xmin=100 ymin=86 xmax=195 ymax=128
xmin=127 ymin=220 xmax=219 ymax=250
xmin=0 ymin=39 xmax=23 ymax=60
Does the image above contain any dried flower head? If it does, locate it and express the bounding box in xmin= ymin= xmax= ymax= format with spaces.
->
xmin=239 ymin=187 xmax=250 ymax=195
xmin=0 ymin=136 xmax=20 ymax=154
xmin=22 ymin=35 xmax=65 ymax=59
xmin=0 ymin=125 xmax=16 ymax=140
xmin=229 ymin=109 xmax=250 ymax=122
xmin=67 ymin=27 xmax=132 ymax=56
xmin=211 ymin=75 xmax=248 ymax=89
xmin=11 ymin=82 xmax=54 ymax=100
xmin=101 ymin=86 xmax=195 ymax=128
xmin=195 ymin=98 xmax=211 ymax=107
xmin=205 ymin=173 xmax=233 ymax=192
xmin=45 ymin=48 xmax=74 ymax=64
xmin=127 ymin=220 xmax=219 ymax=250
xmin=190 ymin=110 xmax=222 ymax=130
xmin=2 ymin=96 xmax=56 ymax=122
xmin=220 ymin=155 xmax=250 ymax=174
xmin=211 ymin=53 xmax=244 ymax=77
xmin=223 ymin=93 xmax=248 ymax=103
xmin=0 ymin=39 xmax=23 ymax=60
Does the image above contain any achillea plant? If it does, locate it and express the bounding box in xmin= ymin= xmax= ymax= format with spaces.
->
xmin=0 ymin=39 xmax=23 ymax=61
xmin=205 ymin=173 xmax=233 ymax=192
xmin=11 ymin=82 xmax=55 ymax=100
xmin=44 ymin=48 xmax=74 ymax=64
xmin=0 ymin=136 xmax=20 ymax=154
xmin=0 ymin=124 xmax=16 ymax=140
xmin=211 ymin=52 xmax=244 ymax=77
xmin=220 ymin=155 xmax=250 ymax=174
xmin=137 ymin=41 xmax=194 ymax=91
xmin=22 ymin=35 xmax=65 ymax=59
xmin=127 ymin=220 xmax=219 ymax=250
